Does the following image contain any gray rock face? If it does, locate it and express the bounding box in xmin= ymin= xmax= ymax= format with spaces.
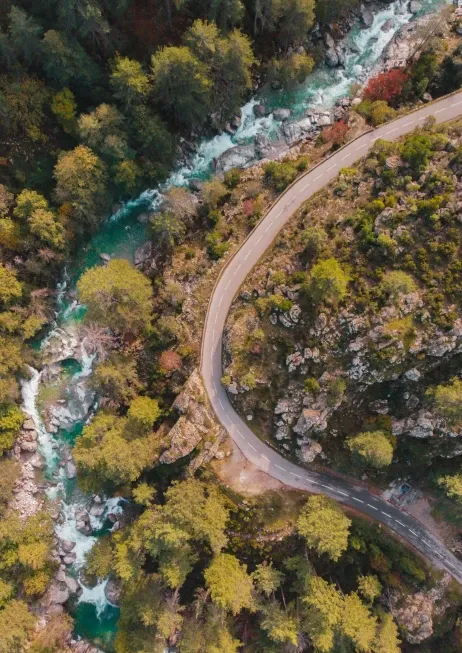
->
xmin=272 ymin=108 xmax=291 ymax=121
xmin=47 ymin=581 xmax=70 ymax=605
xmin=253 ymin=103 xmax=267 ymax=118
xmin=409 ymin=0 xmax=421 ymax=14
xmin=326 ymin=48 xmax=340 ymax=67
xmin=369 ymin=399 xmax=389 ymax=414
xmin=360 ymin=5 xmax=374 ymax=27
xmin=66 ymin=460 xmax=77 ymax=479
xmin=254 ymin=133 xmax=274 ymax=159
xmin=281 ymin=122 xmax=303 ymax=145
xmin=134 ymin=241 xmax=162 ymax=274
xmin=104 ymin=579 xmax=121 ymax=606
xmin=381 ymin=18 xmax=395 ymax=31
xmin=297 ymin=438 xmax=323 ymax=463
xmin=293 ymin=409 xmax=327 ymax=435
xmin=214 ymin=144 xmax=256 ymax=173
xmin=392 ymin=412 xmax=435 ymax=439
xmin=160 ymin=416 xmax=202 ymax=464
xmin=405 ymin=368 xmax=421 ymax=382
xmin=61 ymin=539 xmax=76 ymax=553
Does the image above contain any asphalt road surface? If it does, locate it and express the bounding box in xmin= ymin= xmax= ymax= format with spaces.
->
xmin=201 ymin=91 xmax=462 ymax=584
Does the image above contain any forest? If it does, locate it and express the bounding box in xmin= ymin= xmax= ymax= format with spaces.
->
xmin=2 ymin=0 xmax=462 ymax=652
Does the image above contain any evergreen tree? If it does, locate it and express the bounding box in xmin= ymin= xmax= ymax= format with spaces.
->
xmin=297 ymin=495 xmax=351 ymax=561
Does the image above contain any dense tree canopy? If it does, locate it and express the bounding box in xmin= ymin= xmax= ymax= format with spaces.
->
xmin=347 ymin=430 xmax=394 ymax=469
xmin=297 ymin=495 xmax=351 ymax=561
xmin=77 ymin=259 xmax=153 ymax=336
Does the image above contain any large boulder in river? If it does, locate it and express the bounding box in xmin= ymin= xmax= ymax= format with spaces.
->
xmin=360 ymin=5 xmax=374 ymax=27
xmin=272 ymin=108 xmax=291 ymax=121
xmin=253 ymin=103 xmax=267 ymax=118
xmin=409 ymin=0 xmax=421 ymax=14
xmin=105 ymin=580 xmax=121 ymax=606
xmin=281 ymin=122 xmax=303 ymax=145
xmin=213 ymin=144 xmax=256 ymax=174
xmin=325 ymin=48 xmax=339 ymax=67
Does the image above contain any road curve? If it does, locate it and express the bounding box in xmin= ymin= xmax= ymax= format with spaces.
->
xmin=201 ymin=90 xmax=462 ymax=583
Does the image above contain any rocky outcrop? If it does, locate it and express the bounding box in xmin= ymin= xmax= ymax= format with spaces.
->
xmin=104 ymin=579 xmax=121 ymax=606
xmin=392 ymin=576 xmax=450 ymax=644
xmin=42 ymin=325 xmax=82 ymax=365
xmin=134 ymin=241 xmax=163 ymax=275
xmin=214 ymin=144 xmax=256 ymax=173
xmin=160 ymin=370 xmax=227 ymax=469
xmin=293 ymin=409 xmax=328 ymax=435
xmin=297 ymin=438 xmax=323 ymax=463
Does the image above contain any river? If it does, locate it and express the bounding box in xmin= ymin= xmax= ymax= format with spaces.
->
xmin=19 ymin=0 xmax=449 ymax=648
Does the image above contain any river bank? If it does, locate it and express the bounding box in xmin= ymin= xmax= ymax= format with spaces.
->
xmin=14 ymin=0 xmax=453 ymax=649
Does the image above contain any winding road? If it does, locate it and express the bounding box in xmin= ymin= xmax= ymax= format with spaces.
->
xmin=200 ymin=91 xmax=462 ymax=584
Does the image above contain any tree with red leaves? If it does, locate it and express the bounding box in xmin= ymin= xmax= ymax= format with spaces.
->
xmin=322 ymin=120 xmax=348 ymax=146
xmin=363 ymin=69 xmax=409 ymax=104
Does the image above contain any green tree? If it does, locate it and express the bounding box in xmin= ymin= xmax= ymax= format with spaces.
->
xmin=8 ymin=6 xmax=43 ymax=66
xmin=347 ymin=431 xmax=393 ymax=469
xmin=51 ymin=88 xmax=77 ymax=134
xmin=269 ymin=52 xmax=314 ymax=90
xmin=54 ymin=145 xmax=108 ymax=231
xmin=73 ymin=409 xmax=159 ymax=492
xmin=372 ymin=613 xmax=401 ymax=653
xmin=253 ymin=0 xmax=283 ymax=35
xmin=438 ymin=473 xmax=462 ymax=502
xmin=15 ymin=189 xmax=66 ymax=249
xmin=341 ymin=592 xmax=377 ymax=652
xmin=91 ymin=355 xmax=142 ymax=406
xmin=279 ymin=0 xmax=315 ymax=49
xmin=127 ymin=396 xmax=161 ymax=433
xmin=0 ymin=403 xmax=23 ymax=454
xmin=308 ymin=258 xmax=349 ymax=305
xmin=0 ymin=459 xmax=20 ymax=516
xmin=42 ymin=30 xmax=99 ymax=89
xmin=0 ymin=265 xmax=22 ymax=305
xmin=205 ymin=553 xmax=254 ymax=615
xmin=252 ymin=562 xmax=283 ymax=597
xmin=77 ymin=259 xmax=152 ymax=336
xmin=428 ymin=377 xmax=462 ymax=427
xmin=297 ymin=495 xmax=351 ymax=561
xmin=207 ymin=0 xmax=244 ymax=31
xmin=259 ymin=601 xmax=298 ymax=646
xmin=150 ymin=211 xmax=186 ymax=249
xmin=0 ymin=600 xmax=36 ymax=653
xmin=110 ymin=56 xmax=150 ymax=108
xmin=151 ymin=46 xmax=211 ymax=127
xmin=381 ymin=270 xmax=417 ymax=299
xmin=129 ymin=105 xmax=176 ymax=183
xmin=402 ymin=133 xmax=433 ymax=174
xmin=303 ymin=576 xmax=344 ymax=653
xmin=201 ymin=179 xmax=228 ymax=210
xmin=358 ymin=575 xmax=382 ymax=603
xmin=316 ymin=0 xmax=359 ymax=24
xmin=78 ymin=104 xmax=129 ymax=163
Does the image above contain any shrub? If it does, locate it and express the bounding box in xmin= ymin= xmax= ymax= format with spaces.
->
xmin=363 ymin=69 xmax=409 ymax=103
xmin=241 ymin=371 xmax=257 ymax=389
xmin=224 ymin=168 xmax=241 ymax=189
xmin=347 ymin=430 xmax=394 ymax=468
xmin=322 ymin=120 xmax=348 ymax=146
xmin=304 ymin=377 xmax=320 ymax=394
xmin=381 ymin=270 xmax=417 ymax=299
xmin=264 ymin=161 xmax=299 ymax=192
xmin=427 ymin=377 xmax=462 ymax=427
xmin=308 ymin=258 xmax=349 ymax=305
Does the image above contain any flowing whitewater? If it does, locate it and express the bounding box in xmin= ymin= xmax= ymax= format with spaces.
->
xmin=20 ymin=0 xmax=449 ymax=647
